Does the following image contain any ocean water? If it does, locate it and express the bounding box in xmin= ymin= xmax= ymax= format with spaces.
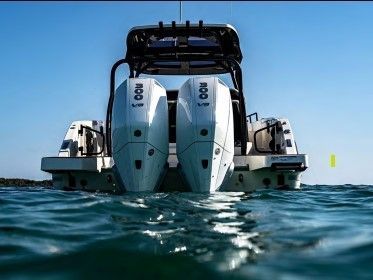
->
xmin=0 ymin=185 xmax=372 ymax=280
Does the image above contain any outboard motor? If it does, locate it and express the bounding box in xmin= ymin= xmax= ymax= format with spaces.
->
xmin=112 ymin=78 xmax=169 ymax=192
xmin=176 ymin=77 xmax=234 ymax=192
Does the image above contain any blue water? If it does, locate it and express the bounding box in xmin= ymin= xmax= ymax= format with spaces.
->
xmin=0 ymin=185 xmax=372 ymax=279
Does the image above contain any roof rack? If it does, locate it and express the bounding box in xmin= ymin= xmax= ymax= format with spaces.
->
xmin=124 ymin=21 xmax=242 ymax=76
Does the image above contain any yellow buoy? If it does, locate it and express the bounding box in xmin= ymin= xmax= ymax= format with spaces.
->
xmin=330 ymin=154 xmax=336 ymax=168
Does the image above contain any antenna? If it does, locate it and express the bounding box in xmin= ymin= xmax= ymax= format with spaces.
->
xmin=179 ymin=1 xmax=183 ymax=23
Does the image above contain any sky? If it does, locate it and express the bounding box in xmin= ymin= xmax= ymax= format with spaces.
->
xmin=0 ymin=2 xmax=372 ymax=185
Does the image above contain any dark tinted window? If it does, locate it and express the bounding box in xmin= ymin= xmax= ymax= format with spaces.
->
xmin=149 ymin=37 xmax=176 ymax=48
xmin=148 ymin=37 xmax=219 ymax=48
xmin=60 ymin=140 xmax=70 ymax=150
xmin=188 ymin=37 xmax=219 ymax=47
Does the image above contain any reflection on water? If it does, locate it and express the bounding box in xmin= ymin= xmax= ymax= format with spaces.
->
xmin=109 ymin=191 xmax=263 ymax=274
xmin=0 ymin=185 xmax=373 ymax=279
xmin=111 ymin=192 xmax=263 ymax=272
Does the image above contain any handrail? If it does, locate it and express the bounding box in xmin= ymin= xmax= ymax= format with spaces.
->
xmin=78 ymin=125 xmax=105 ymax=156
xmin=253 ymin=121 xmax=281 ymax=154
xmin=106 ymin=59 xmax=126 ymax=156
xmin=247 ymin=112 xmax=258 ymax=123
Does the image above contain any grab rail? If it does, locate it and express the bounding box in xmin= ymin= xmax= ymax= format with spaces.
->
xmin=247 ymin=112 xmax=258 ymax=123
xmin=78 ymin=125 xmax=105 ymax=156
xmin=106 ymin=59 xmax=126 ymax=156
xmin=253 ymin=121 xmax=282 ymax=154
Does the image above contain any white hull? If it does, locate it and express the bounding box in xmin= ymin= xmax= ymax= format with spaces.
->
xmin=41 ymin=153 xmax=307 ymax=192
xmin=41 ymin=115 xmax=308 ymax=193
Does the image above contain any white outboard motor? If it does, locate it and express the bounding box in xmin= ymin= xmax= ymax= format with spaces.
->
xmin=176 ymin=77 xmax=234 ymax=192
xmin=112 ymin=78 xmax=169 ymax=192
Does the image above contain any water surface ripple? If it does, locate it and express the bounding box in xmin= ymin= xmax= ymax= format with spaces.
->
xmin=0 ymin=185 xmax=372 ymax=279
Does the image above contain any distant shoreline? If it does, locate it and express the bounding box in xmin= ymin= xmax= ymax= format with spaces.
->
xmin=0 ymin=178 xmax=53 ymax=187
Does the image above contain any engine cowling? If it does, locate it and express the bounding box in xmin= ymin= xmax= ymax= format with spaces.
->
xmin=176 ymin=77 xmax=234 ymax=192
xmin=112 ymin=78 xmax=169 ymax=192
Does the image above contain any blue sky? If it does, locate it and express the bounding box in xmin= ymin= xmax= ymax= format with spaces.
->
xmin=0 ymin=2 xmax=372 ymax=184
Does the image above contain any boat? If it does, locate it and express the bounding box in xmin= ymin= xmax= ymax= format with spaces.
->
xmin=41 ymin=21 xmax=308 ymax=193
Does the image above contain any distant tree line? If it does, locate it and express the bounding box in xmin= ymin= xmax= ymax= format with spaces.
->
xmin=0 ymin=178 xmax=53 ymax=187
